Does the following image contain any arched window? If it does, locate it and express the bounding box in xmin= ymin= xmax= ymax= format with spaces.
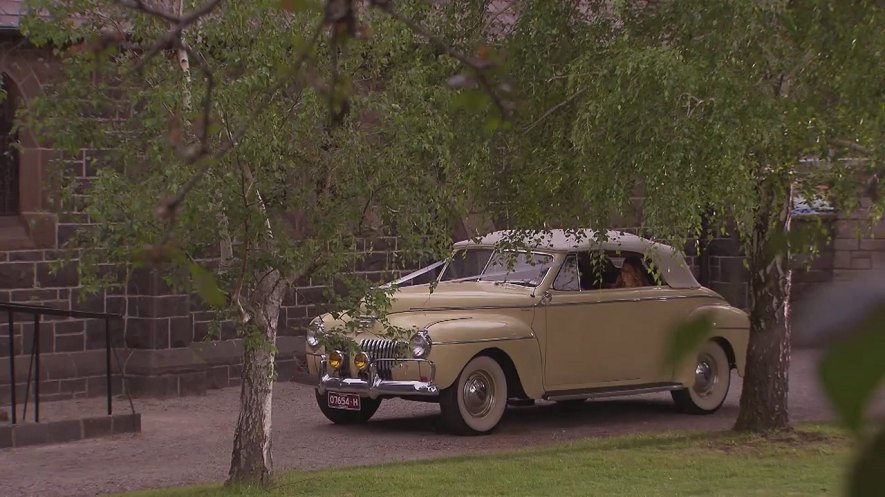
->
xmin=0 ymin=73 xmax=18 ymax=216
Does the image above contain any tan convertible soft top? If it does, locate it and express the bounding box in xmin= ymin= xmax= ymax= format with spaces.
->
xmin=453 ymin=229 xmax=701 ymax=290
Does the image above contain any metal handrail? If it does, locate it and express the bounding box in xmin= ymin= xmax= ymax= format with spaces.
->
xmin=0 ymin=301 xmax=120 ymax=320
xmin=2 ymin=301 xmax=123 ymax=424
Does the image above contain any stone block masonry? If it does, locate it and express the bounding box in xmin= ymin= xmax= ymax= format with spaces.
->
xmin=693 ymin=212 xmax=885 ymax=313
xmin=0 ymin=40 xmax=411 ymax=403
xmin=3 ymin=38 xmax=885 ymax=403
xmin=0 ymin=413 xmax=141 ymax=448
xmin=2 ymin=176 xmax=406 ymax=403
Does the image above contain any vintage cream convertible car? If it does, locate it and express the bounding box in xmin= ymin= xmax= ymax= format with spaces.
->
xmin=305 ymin=230 xmax=749 ymax=435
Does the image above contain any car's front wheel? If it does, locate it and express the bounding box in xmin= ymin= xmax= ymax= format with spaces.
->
xmin=315 ymin=390 xmax=382 ymax=424
xmin=672 ymin=340 xmax=731 ymax=414
xmin=439 ymin=355 xmax=508 ymax=435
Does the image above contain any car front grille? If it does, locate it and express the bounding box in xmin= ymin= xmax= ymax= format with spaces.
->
xmin=359 ymin=338 xmax=405 ymax=380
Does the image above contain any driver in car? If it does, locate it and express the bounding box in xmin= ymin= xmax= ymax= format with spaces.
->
xmin=614 ymin=256 xmax=648 ymax=288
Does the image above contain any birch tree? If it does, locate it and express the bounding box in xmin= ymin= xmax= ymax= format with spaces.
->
xmin=23 ymin=0 xmax=496 ymax=484
xmin=21 ymin=3 xmax=883 ymax=490
xmin=492 ymin=0 xmax=883 ymax=432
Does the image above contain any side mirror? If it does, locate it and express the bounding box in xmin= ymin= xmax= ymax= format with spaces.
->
xmin=540 ymin=290 xmax=553 ymax=305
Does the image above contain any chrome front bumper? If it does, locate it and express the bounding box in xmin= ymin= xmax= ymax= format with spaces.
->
xmin=314 ymin=355 xmax=439 ymax=399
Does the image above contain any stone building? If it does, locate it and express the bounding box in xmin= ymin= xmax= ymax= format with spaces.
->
xmin=690 ymin=210 xmax=885 ymax=312
xmin=0 ymin=1 xmax=403 ymax=402
xmin=1 ymin=1 xmax=884 ymax=405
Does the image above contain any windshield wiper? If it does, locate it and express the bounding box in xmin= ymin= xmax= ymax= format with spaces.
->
xmin=494 ymin=279 xmax=536 ymax=287
xmin=441 ymin=275 xmax=484 ymax=283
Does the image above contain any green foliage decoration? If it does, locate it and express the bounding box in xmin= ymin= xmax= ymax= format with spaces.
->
xmin=20 ymin=0 xmax=502 ymax=346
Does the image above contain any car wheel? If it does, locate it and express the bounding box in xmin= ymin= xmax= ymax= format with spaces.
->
xmin=672 ymin=340 xmax=731 ymax=414
xmin=439 ymin=355 xmax=508 ymax=435
xmin=315 ymin=390 xmax=382 ymax=424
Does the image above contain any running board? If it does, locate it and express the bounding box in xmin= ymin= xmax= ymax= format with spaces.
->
xmin=543 ymin=382 xmax=683 ymax=402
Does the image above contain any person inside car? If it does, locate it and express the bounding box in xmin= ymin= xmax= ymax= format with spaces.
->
xmin=613 ymin=256 xmax=649 ymax=288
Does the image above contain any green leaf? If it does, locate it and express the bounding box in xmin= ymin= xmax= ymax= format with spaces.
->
xmin=188 ymin=263 xmax=226 ymax=309
xmin=818 ymin=306 xmax=885 ymax=433
xmin=483 ymin=116 xmax=512 ymax=133
xmin=452 ymin=89 xmax=491 ymax=111
xmin=849 ymin=426 xmax=885 ymax=497
xmin=664 ymin=314 xmax=713 ymax=371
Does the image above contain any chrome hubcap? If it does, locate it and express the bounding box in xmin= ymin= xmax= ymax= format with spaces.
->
xmin=462 ymin=370 xmax=495 ymax=417
xmin=693 ymin=353 xmax=718 ymax=397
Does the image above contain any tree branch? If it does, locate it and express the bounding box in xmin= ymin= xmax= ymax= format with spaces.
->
xmin=155 ymin=20 xmax=324 ymax=218
xmin=522 ymin=89 xmax=586 ymax=135
xmin=115 ymin=0 xmax=222 ymax=71
xmin=828 ymin=138 xmax=871 ymax=156
xmin=370 ymin=1 xmax=509 ymax=117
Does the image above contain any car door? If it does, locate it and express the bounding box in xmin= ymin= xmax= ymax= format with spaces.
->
xmin=588 ymin=286 xmax=683 ymax=384
xmin=544 ymin=251 xmax=690 ymax=391
xmin=618 ymin=285 xmax=718 ymax=383
xmin=543 ymin=253 xmax=626 ymax=390
xmin=589 ymin=252 xmax=708 ymax=384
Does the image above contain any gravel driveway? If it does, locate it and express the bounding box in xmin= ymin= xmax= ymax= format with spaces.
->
xmin=1 ymin=349 xmax=881 ymax=497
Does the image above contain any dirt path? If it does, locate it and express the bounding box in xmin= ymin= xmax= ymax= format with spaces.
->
xmin=0 ymin=349 xmax=881 ymax=497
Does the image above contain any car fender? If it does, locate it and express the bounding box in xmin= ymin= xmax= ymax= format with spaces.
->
xmin=674 ymin=304 xmax=750 ymax=386
xmin=425 ymin=316 xmax=544 ymax=397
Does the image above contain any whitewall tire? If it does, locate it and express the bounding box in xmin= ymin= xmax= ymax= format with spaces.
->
xmin=672 ymin=340 xmax=731 ymax=414
xmin=439 ymin=355 xmax=508 ymax=435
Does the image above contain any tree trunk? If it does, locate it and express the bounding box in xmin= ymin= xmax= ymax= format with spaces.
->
xmin=734 ymin=174 xmax=793 ymax=433
xmin=227 ymin=267 xmax=286 ymax=485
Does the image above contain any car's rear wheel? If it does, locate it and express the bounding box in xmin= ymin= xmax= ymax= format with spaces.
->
xmin=315 ymin=390 xmax=382 ymax=424
xmin=672 ymin=340 xmax=731 ymax=414
xmin=439 ymin=355 xmax=508 ymax=435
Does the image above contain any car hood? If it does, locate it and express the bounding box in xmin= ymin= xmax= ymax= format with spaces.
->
xmin=386 ymin=281 xmax=538 ymax=313
xmin=318 ymin=281 xmax=539 ymax=341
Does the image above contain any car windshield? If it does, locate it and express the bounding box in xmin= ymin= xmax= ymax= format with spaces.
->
xmin=478 ymin=251 xmax=555 ymax=287
xmin=439 ymin=248 xmax=495 ymax=281
xmin=438 ymin=248 xmax=554 ymax=287
xmin=383 ymin=249 xmax=494 ymax=288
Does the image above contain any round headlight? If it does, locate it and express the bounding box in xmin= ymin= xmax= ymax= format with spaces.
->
xmin=409 ymin=330 xmax=432 ymax=359
xmin=354 ymin=352 xmax=370 ymax=371
xmin=307 ymin=316 xmax=324 ymax=349
xmin=328 ymin=350 xmax=344 ymax=370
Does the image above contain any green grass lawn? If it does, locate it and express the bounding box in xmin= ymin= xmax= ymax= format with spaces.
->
xmin=122 ymin=425 xmax=851 ymax=497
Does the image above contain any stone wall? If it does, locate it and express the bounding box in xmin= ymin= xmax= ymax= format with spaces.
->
xmin=2 ymin=34 xmax=884 ymax=404
xmin=686 ymin=212 xmax=885 ymax=313
xmin=0 ymin=37 xmax=412 ymax=403
xmin=693 ymin=235 xmax=749 ymax=310
xmin=828 ymin=209 xmax=885 ymax=278
xmin=1 ymin=229 xmax=407 ymax=403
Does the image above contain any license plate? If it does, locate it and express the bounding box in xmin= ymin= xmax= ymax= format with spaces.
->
xmin=327 ymin=392 xmax=361 ymax=411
